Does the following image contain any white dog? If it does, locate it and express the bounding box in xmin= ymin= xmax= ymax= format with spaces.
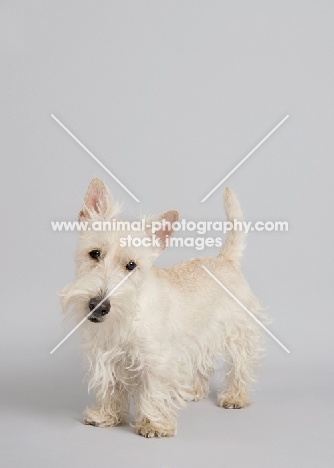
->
xmin=61 ymin=179 xmax=264 ymax=437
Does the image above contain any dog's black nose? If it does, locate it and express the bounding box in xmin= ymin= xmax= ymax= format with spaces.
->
xmin=88 ymin=297 xmax=110 ymax=318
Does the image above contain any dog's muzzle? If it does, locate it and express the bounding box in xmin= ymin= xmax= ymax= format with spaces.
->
xmin=88 ymin=297 xmax=111 ymax=323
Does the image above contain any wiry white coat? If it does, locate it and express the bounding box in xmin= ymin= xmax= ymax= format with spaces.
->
xmin=61 ymin=179 xmax=265 ymax=437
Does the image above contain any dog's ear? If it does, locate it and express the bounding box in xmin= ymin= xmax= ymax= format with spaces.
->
xmin=146 ymin=210 xmax=178 ymax=251
xmin=79 ymin=179 xmax=111 ymax=220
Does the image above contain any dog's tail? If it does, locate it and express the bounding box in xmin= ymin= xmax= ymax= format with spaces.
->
xmin=218 ymin=188 xmax=245 ymax=267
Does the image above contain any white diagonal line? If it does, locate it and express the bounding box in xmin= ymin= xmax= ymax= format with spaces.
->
xmin=202 ymin=266 xmax=290 ymax=353
xmin=51 ymin=114 xmax=140 ymax=202
xmin=50 ymin=271 xmax=134 ymax=354
xmin=201 ymin=115 xmax=289 ymax=202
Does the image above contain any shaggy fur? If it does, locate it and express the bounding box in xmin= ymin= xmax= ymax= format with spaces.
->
xmin=61 ymin=179 xmax=265 ymax=438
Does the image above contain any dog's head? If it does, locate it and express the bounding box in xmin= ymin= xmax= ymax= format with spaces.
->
xmin=61 ymin=179 xmax=178 ymax=328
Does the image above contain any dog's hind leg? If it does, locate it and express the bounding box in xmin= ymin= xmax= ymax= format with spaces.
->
xmin=183 ymin=371 xmax=210 ymax=402
xmin=217 ymin=323 xmax=261 ymax=409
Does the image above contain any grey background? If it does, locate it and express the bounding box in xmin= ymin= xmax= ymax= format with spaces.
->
xmin=1 ymin=1 xmax=333 ymax=467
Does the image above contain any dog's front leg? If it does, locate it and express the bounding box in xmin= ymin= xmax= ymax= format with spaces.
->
xmin=135 ymin=373 xmax=177 ymax=438
xmin=84 ymin=384 xmax=128 ymax=427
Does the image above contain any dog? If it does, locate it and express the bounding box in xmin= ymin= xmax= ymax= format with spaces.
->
xmin=61 ymin=178 xmax=264 ymax=437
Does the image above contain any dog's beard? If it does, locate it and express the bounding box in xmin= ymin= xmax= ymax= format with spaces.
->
xmin=60 ymin=274 xmax=142 ymax=399
xmin=60 ymin=273 xmax=138 ymax=339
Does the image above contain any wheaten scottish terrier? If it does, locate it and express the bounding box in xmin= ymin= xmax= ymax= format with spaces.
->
xmin=61 ymin=178 xmax=264 ymax=437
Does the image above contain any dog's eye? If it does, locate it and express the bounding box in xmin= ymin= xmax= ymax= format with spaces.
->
xmin=126 ymin=261 xmax=137 ymax=271
xmin=89 ymin=249 xmax=100 ymax=260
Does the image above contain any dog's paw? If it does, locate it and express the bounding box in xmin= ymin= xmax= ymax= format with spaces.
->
xmin=136 ymin=420 xmax=176 ymax=438
xmin=182 ymin=377 xmax=210 ymax=402
xmin=84 ymin=418 xmax=98 ymax=427
xmin=184 ymin=386 xmax=209 ymax=402
xmin=84 ymin=406 xmax=123 ymax=427
xmin=217 ymin=394 xmax=251 ymax=409
xmin=83 ymin=415 xmax=122 ymax=427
